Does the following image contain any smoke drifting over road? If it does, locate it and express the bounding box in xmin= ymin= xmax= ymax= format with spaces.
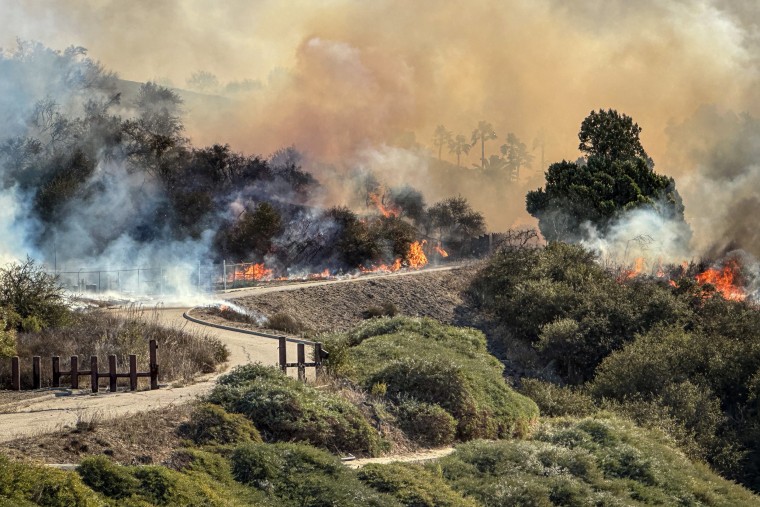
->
xmin=2 ymin=0 xmax=760 ymax=262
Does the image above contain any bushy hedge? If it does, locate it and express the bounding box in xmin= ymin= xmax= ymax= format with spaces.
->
xmin=322 ymin=317 xmax=538 ymax=441
xmin=207 ymin=364 xmax=384 ymax=456
xmin=231 ymin=442 xmax=398 ymax=506
xmin=357 ymin=462 xmax=476 ymax=507
xmin=0 ymin=454 xmax=100 ymax=506
xmin=436 ymin=416 xmax=759 ymax=507
xmin=178 ymin=403 xmax=262 ymax=446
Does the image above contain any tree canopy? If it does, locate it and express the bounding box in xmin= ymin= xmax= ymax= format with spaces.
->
xmin=526 ymin=109 xmax=685 ymax=242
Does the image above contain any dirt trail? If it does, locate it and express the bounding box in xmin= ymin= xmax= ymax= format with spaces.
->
xmin=0 ymin=267 xmax=457 ymax=443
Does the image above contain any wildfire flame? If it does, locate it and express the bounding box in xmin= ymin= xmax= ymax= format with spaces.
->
xmin=368 ymin=192 xmax=401 ymax=218
xmin=361 ymin=258 xmax=402 ymax=274
xmin=435 ymin=243 xmax=449 ymax=258
xmin=232 ymin=263 xmax=273 ymax=282
xmin=622 ymin=257 xmax=646 ymax=280
xmin=407 ymin=240 xmax=428 ymax=269
xmin=695 ymin=260 xmax=746 ymax=302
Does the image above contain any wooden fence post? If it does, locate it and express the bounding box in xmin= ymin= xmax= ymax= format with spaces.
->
xmin=315 ymin=343 xmax=324 ymax=380
xmin=90 ymin=356 xmax=98 ymax=393
xmin=71 ymin=356 xmax=79 ymax=389
xmin=108 ymin=355 xmax=117 ymax=392
xmin=11 ymin=356 xmax=19 ymax=391
xmin=297 ymin=343 xmax=306 ymax=382
xmin=52 ymin=356 xmax=60 ymax=387
xmin=129 ymin=354 xmax=137 ymax=391
xmin=149 ymin=340 xmax=159 ymax=390
xmin=279 ymin=337 xmax=287 ymax=373
xmin=32 ymin=356 xmax=40 ymax=389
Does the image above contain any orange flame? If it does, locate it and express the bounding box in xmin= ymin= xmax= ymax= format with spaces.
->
xmin=407 ymin=240 xmax=428 ymax=269
xmin=361 ymin=258 xmax=402 ymax=274
xmin=622 ymin=257 xmax=646 ymax=280
xmin=695 ymin=260 xmax=746 ymax=301
xmin=435 ymin=243 xmax=449 ymax=258
xmin=368 ymin=192 xmax=401 ymax=218
xmin=233 ymin=263 xmax=273 ymax=282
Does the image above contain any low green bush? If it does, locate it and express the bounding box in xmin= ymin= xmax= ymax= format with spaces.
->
xmin=396 ymin=398 xmax=457 ymax=446
xmin=78 ymin=455 xmax=140 ymax=499
xmin=358 ymin=462 xmax=476 ymax=507
xmin=436 ymin=416 xmax=760 ymax=507
xmin=518 ymin=378 xmax=596 ymax=418
xmin=231 ymin=442 xmax=399 ymax=506
xmin=208 ymin=364 xmax=383 ymax=456
xmin=178 ymin=403 xmax=262 ymax=446
xmin=0 ymin=454 xmax=100 ymax=506
xmin=323 ymin=317 xmax=538 ymax=441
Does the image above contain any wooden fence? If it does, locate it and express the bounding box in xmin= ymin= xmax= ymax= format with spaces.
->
xmin=278 ymin=337 xmax=327 ymax=381
xmin=6 ymin=340 xmax=159 ymax=392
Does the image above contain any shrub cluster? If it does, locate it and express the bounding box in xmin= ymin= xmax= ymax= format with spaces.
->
xmin=322 ymin=317 xmax=539 ymax=443
xmin=207 ymin=364 xmax=383 ymax=456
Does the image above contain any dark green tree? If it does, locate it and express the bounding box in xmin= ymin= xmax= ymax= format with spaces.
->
xmin=526 ymin=110 xmax=685 ymax=242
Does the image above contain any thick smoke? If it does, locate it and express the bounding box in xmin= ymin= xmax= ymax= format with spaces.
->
xmin=2 ymin=1 xmax=760 ymax=263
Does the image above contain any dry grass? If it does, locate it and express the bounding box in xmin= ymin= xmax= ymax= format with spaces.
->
xmin=0 ymin=306 xmax=228 ymax=390
xmin=0 ymin=404 xmax=192 ymax=465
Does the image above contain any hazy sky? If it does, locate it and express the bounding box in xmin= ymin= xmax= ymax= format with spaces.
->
xmin=3 ymin=0 xmax=760 ymax=249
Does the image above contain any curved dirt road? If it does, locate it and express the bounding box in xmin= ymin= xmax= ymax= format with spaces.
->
xmin=0 ymin=267 xmax=455 ymax=442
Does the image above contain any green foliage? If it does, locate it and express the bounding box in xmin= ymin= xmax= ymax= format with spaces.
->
xmin=425 ymin=197 xmax=486 ymax=254
xmin=322 ymin=317 xmax=538 ymax=441
xmin=208 ymin=364 xmax=383 ymax=456
xmin=437 ymin=416 xmax=760 ymax=507
xmin=78 ymin=455 xmax=140 ymax=500
xmin=179 ymin=403 xmax=262 ymax=446
xmin=0 ymin=257 xmax=69 ymax=331
xmin=363 ymin=302 xmax=398 ymax=320
xmin=358 ymin=463 xmax=477 ymax=507
xmin=217 ymin=202 xmax=282 ymax=262
xmin=526 ymin=109 xmax=685 ymax=242
xmin=0 ymin=454 xmax=100 ymax=506
xmin=231 ymin=442 xmax=399 ymax=506
xmin=329 ymin=206 xmax=382 ymax=267
xmin=395 ymin=398 xmax=457 ymax=446
xmin=518 ymin=379 xmax=596 ymax=418
xmin=469 ymin=242 xmax=691 ymax=382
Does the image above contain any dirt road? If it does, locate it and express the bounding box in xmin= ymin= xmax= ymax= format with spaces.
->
xmin=0 ymin=266 xmax=456 ymax=443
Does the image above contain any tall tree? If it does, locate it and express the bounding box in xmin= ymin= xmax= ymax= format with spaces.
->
xmin=526 ymin=110 xmax=685 ymax=242
xmin=500 ymin=133 xmax=533 ymax=182
xmin=432 ymin=125 xmax=452 ymax=160
xmin=447 ymin=134 xmax=471 ymax=167
xmin=470 ymin=121 xmax=497 ymax=168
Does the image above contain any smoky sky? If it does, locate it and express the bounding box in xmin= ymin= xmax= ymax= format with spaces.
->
xmin=2 ymin=0 xmax=760 ymax=253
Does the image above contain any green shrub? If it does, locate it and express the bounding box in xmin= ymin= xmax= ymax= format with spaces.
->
xmin=363 ymin=303 xmax=399 ymax=320
xmin=209 ymin=364 xmax=383 ymax=456
xmin=396 ymin=398 xmax=457 ymax=446
xmin=266 ymin=312 xmax=304 ymax=334
xmin=518 ymin=378 xmax=596 ymax=418
xmin=358 ymin=462 xmax=476 ymax=506
xmin=0 ymin=258 xmax=70 ymax=330
xmin=437 ymin=417 xmax=760 ymax=507
xmin=324 ymin=317 xmax=538 ymax=441
xmin=178 ymin=403 xmax=262 ymax=446
xmin=231 ymin=442 xmax=399 ymax=506
xmin=0 ymin=454 xmax=100 ymax=506
xmin=77 ymin=455 xmax=139 ymax=499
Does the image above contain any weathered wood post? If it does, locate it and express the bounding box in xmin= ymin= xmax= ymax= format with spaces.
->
xmin=149 ymin=340 xmax=159 ymax=390
xmin=70 ymin=356 xmax=79 ymax=389
xmin=129 ymin=354 xmax=137 ymax=391
xmin=32 ymin=356 xmax=40 ymax=389
xmin=52 ymin=356 xmax=60 ymax=387
xmin=90 ymin=356 xmax=98 ymax=393
xmin=108 ymin=355 xmax=117 ymax=392
xmin=11 ymin=356 xmax=19 ymax=391
xmin=278 ymin=337 xmax=287 ymax=373
xmin=315 ymin=342 xmax=324 ymax=380
xmin=297 ymin=343 xmax=306 ymax=382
